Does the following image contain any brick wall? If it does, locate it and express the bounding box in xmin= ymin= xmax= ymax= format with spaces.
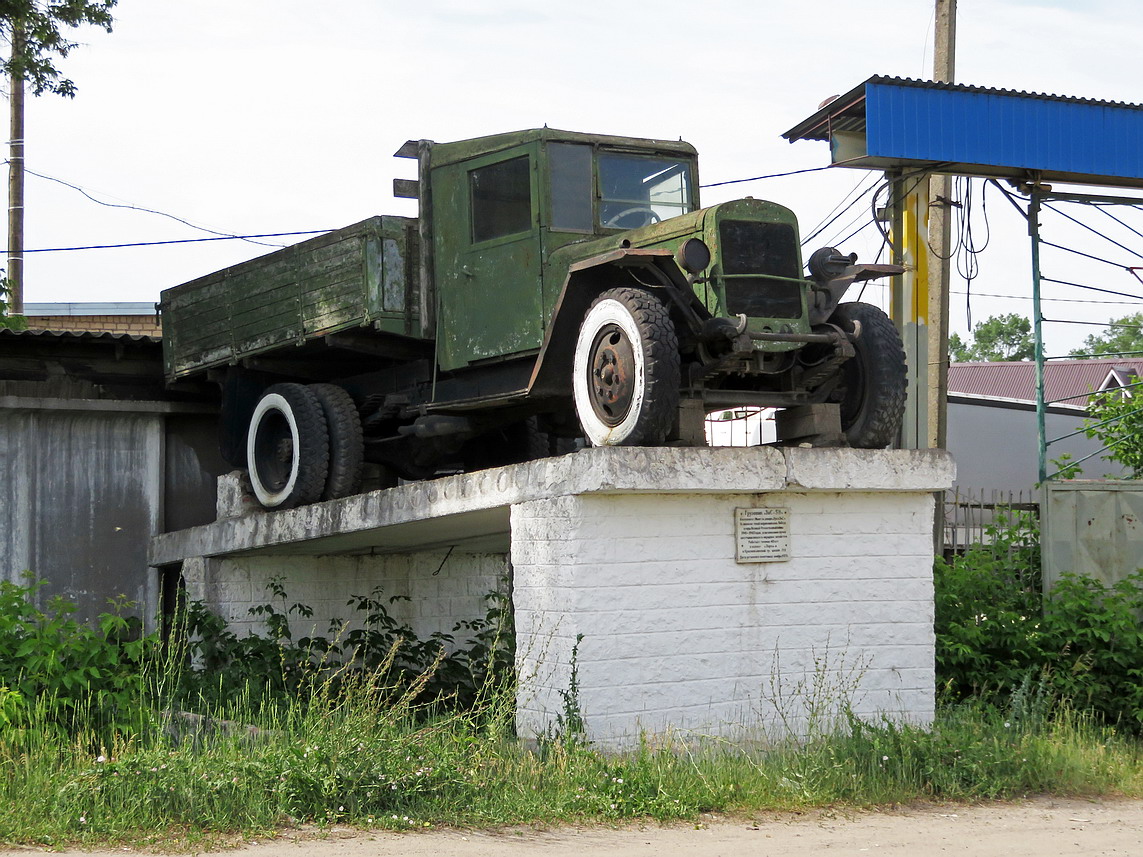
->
xmin=180 ymin=550 xmax=507 ymax=647
xmin=25 ymin=314 xmax=162 ymax=336
xmin=512 ymin=490 xmax=936 ymax=748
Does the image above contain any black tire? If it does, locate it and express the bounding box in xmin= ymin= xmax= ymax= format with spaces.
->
xmin=572 ymin=287 xmax=680 ymax=446
xmin=246 ymin=383 xmax=329 ymax=509
xmin=828 ymin=302 xmax=907 ymax=449
xmin=309 ymin=383 xmax=364 ymax=500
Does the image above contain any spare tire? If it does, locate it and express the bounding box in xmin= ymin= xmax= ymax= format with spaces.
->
xmin=246 ymin=383 xmax=329 ymax=509
xmin=828 ymin=302 xmax=907 ymax=449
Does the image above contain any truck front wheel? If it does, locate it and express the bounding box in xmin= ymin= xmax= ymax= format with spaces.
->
xmin=828 ymin=301 xmax=907 ymax=449
xmin=572 ymin=287 xmax=680 ymax=446
xmin=246 ymin=383 xmax=330 ymax=509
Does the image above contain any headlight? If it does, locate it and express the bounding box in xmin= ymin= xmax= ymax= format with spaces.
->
xmin=675 ymin=238 xmax=711 ymax=274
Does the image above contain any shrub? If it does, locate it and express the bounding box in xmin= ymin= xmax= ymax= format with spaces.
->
xmin=174 ymin=578 xmax=514 ymax=715
xmin=0 ymin=579 xmax=155 ymax=738
xmin=935 ymin=514 xmax=1143 ymax=730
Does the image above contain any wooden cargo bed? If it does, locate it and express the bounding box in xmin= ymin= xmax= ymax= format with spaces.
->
xmin=160 ymin=216 xmax=422 ymax=381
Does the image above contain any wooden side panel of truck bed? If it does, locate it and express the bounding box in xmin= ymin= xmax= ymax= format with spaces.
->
xmin=160 ymin=216 xmax=420 ymax=380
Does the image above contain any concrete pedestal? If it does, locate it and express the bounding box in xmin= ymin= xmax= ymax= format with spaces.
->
xmin=151 ymin=446 xmax=954 ymax=749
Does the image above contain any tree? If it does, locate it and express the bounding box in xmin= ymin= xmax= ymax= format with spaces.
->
xmin=0 ymin=275 xmax=24 ymax=329
xmin=948 ymin=313 xmax=1038 ymax=362
xmin=1084 ymin=389 xmax=1143 ymax=478
xmin=3 ymin=1 xmax=116 ymax=314
xmin=1069 ymin=312 xmax=1143 ymax=359
xmin=2 ymin=1 xmax=117 ymax=97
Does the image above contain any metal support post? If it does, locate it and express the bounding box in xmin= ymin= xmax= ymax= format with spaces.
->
xmin=889 ymin=173 xmax=930 ymax=450
xmin=1030 ymin=190 xmax=1047 ymax=483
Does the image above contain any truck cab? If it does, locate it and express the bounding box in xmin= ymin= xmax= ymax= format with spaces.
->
xmin=420 ymin=129 xmax=701 ymax=370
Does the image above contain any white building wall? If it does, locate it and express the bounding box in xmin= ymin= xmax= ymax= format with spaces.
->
xmin=181 ymin=551 xmax=506 ymax=646
xmin=512 ymin=490 xmax=936 ymax=748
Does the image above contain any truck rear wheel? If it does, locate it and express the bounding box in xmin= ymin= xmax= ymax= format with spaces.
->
xmin=247 ymin=383 xmax=330 ymax=509
xmin=828 ymin=302 xmax=907 ymax=449
xmin=309 ymin=383 xmax=364 ymax=500
xmin=573 ymin=287 xmax=680 ymax=446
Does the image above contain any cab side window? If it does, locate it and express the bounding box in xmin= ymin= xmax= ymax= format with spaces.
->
xmin=470 ymin=156 xmax=532 ymax=243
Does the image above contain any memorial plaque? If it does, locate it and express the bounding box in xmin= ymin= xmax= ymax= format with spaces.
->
xmin=735 ymin=507 xmax=790 ymax=563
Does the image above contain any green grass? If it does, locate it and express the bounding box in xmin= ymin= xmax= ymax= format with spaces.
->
xmin=2 ymin=677 xmax=1141 ymax=849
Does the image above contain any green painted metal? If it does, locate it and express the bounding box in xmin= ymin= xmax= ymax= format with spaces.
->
xmin=160 ymin=216 xmax=416 ymax=380
xmin=162 ymin=127 xmax=828 ymax=400
xmin=432 ymin=141 xmax=545 ymax=370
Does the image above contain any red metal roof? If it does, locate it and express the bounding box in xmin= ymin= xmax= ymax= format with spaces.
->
xmin=948 ymin=358 xmax=1143 ymax=407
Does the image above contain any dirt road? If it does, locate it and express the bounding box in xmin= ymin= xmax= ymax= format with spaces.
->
xmin=12 ymin=797 xmax=1142 ymax=856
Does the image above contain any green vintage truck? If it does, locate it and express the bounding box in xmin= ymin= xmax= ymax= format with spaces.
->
xmin=160 ymin=127 xmax=906 ymax=509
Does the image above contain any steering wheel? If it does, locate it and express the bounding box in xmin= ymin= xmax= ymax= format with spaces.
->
xmin=603 ymin=206 xmax=661 ymax=229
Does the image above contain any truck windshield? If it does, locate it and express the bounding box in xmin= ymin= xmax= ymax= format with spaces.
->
xmin=599 ymin=153 xmax=692 ymax=229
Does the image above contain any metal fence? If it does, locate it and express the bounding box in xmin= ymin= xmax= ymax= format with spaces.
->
xmin=942 ymin=487 xmax=1039 ymax=555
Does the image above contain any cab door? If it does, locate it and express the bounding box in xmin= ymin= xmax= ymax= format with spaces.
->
xmin=432 ymin=143 xmax=543 ymax=371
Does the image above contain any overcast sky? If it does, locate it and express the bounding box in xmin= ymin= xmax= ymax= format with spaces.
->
xmin=12 ymin=0 xmax=1143 ymax=353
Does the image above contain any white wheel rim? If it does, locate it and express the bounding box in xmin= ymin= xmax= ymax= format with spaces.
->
xmin=246 ymin=392 xmax=301 ymax=507
xmin=573 ymin=298 xmax=647 ymax=446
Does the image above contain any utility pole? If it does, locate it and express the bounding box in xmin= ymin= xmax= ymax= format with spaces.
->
xmin=929 ymin=0 xmax=956 ymax=554
xmin=7 ymin=23 xmax=24 ymax=315
xmin=927 ymin=0 xmax=956 ymax=449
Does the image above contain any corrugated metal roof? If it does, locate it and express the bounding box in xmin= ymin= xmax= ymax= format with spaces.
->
xmin=784 ymin=76 xmax=1143 ymax=189
xmin=948 ymin=358 xmax=1143 ymax=406
xmin=0 ymin=327 xmax=160 ymax=344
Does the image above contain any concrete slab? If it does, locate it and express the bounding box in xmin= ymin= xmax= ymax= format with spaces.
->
xmin=149 ymin=447 xmax=954 ymax=565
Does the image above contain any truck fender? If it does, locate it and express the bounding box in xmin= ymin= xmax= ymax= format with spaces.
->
xmin=527 ymin=249 xmax=704 ymax=397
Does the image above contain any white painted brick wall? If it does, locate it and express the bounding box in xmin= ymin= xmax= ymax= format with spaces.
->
xmin=512 ymin=490 xmax=937 ymax=748
xmin=181 ymin=550 xmax=507 ymax=649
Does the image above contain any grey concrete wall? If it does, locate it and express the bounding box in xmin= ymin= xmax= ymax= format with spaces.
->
xmin=0 ymin=407 xmax=163 ymax=622
xmin=1042 ymin=480 xmax=1143 ymax=591
xmin=164 ymin=415 xmax=231 ymax=533
xmin=947 ymin=398 xmax=1123 ymax=494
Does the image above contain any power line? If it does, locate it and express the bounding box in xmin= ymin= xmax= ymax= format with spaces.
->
xmin=801 ymin=172 xmax=880 ymax=245
xmin=13 ymin=164 xmax=288 ymax=248
xmin=1042 ymin=200 xmax=1143 ymax=261
xmin=1042 ymin=317 xmax=1143 ymax=329
xmin=2 ymin=230 xmax=334 ymax=254
xmin=1041 ymin=276 xmax=1143 ymax=302
xmin=1039 ymin=239 xmax=1139 ymax=270
xmin=950 ymin=289 xmax=1141 ymax=306
xmin=700 ymin=164 xmax=833 ymax=188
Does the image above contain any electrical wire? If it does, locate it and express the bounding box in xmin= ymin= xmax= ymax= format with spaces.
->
xmin=831 ymin=216 xmax=879 ymax=249
xmin=1042 ymin=200 xmax=1143 ymax=261
xmin=950 ymin=289 xmax=1141 ymax=306
xmin=700 ymin=164 xmax=833 ymax=188
xmin=1040 ymin=276 xmax=1143 ymax=301
xmin=1042 ymin=317 xmax=1143 ymax=329
xmin=13 ymin=164 xmax=289 ymax=248
xmin=2 ymin=230 xmax=334 ymax=254
xmin=801 ymin=172 xmax=881 ymax=246
xmin=1093 ymin=203 xmax=1143 ymax=246
xmin=1039 ymin=239 xmax=1139 ymax=270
